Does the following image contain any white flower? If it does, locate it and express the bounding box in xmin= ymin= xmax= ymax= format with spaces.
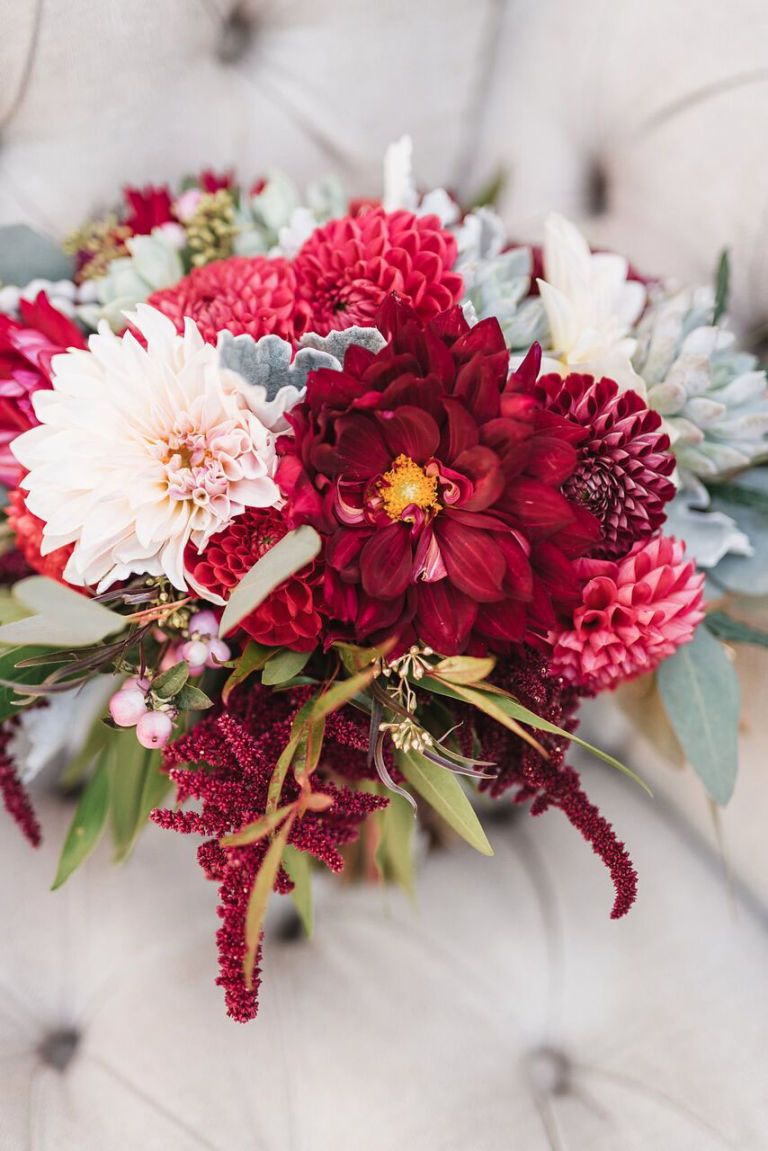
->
xmin=13 ymin=305 xmax=280 ymax=591
xmin=382 ymin=135 xmax=458 ymax=225
xmin=537 ymin=213 xmax=647 ymax=393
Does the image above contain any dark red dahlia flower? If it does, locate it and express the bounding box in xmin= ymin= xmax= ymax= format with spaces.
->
xmin=199 ymin=168 xmax=235 ymax=193
xmin=292 ymin=207 xmax=463 ymax=335
xmin=278 ymin=300 xmax=600 ymax=655
xmin=0 ymin=293 xmax=87 ymax=486
xmin=533 ymin=373 xmax=676 ymax=557
xmin=7 ymin=488 xmax=74 ymax=586
xmin=148 ymin=256 xmax=298 ymax=345
xmin=122 ymin=183 xmax=175 ymax=234
xmin=185 ymin=507 xmax=323 ymax=651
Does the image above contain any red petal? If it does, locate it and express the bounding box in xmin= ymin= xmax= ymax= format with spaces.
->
xmin=360 ymin=522 xmax=413 ymax=598
xmin=416 ymin=581 xmax=477 ymax=654
xmin=439 ymin=398 xmax=479 ymax=460
xmin=333 ymin=415 xmax=390 ymax=477
xmin=453 ymin=445 xmax=506 ymax=511
xmin=378 ymin=405 xmax=441 ymax=461
xmin=435 ymin=518 xmax=506 ymax=602
xmin=502 ymin=478 xmax=577 ymax=535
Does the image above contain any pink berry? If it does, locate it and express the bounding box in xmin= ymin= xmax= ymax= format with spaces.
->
xmin=109 ymin=687 xmax=148 ymax=728
xmin=136 ymin=710 xmax=174 ymax=749
xmin=188 ymin=610 xmax=219 ymax=638
xmin=206 ymin=637 xmax=231 ymax=667
xmin=182 ymin=639 xmax=209 ymax=672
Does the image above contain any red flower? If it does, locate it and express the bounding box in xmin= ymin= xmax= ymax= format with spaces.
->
xmin=0 ymin=293 xmax=87 ymax=486
xmin=532 ymin=373 xmax=676 ymax=557
xmin=185 ymin=508 xmax=323 ymax=651
xmin=148 ymin=256 xmax=298 ymax=345
xmin=199 ymin=168 xmax=235 ymax=193
xmin=7 ymin=488 xmax=74 ymax=585
xmin=122 ymin=184 xmax=175 ymax=234
xmin=278 ymin=300 xmax=600 ymax=655
xmin=292 ymin=207 xmax=463 ymax=335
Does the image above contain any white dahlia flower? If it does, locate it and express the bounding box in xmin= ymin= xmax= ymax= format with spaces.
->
xmin=536 ymin=213 xmax=647 ymax=393
xmin=13 ymin=305 xmax=280 ymax=591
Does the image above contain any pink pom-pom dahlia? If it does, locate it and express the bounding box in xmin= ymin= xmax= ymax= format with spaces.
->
xmin=292 ymin=207 xmax=463 ymax=335
xmin=550 ymin=535 xmax=705 ymax=690
xmin=148 ymin=255 xmax=298 ymax=345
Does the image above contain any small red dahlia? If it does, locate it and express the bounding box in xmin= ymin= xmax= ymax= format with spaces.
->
xmin=278 ymin=299 xmax=600 ymax=655
xmin=185 ymin=508 xmax=323 ymax=651
xmin=122 ymin=184 xmax=175 ymax=234
xmin=292 ymin=207 xmax=463 ymax=335
xmin=148 ymin=256 xmax=298 ymax=345
xmin=7 ymin=488 xmax=74 ymax=585
xmin=533 ymin=373 xmax=676 ymax=557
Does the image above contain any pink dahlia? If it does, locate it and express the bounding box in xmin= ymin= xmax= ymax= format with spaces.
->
xmin=0 ymin=293 xmax=87 ymax=486
xmin=534 ymin=373 xmax=676 ymax=557
xmin=550 ymin=535 xmax=705 ymax=690
xmin=148 ymin=256 xmax=298 ymax=345
xmin=292 ymin=207 xmax=463 ymax=335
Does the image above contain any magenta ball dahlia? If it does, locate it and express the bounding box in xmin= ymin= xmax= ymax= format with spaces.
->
xmin=550 ymin=535 xmax=705 ymax=690
xmin=292 ymin=207 xmax=464 ymax=335
xmin=534 ymin=373 xmax=676 ymax=558
xmin=278 ymin=299 xmax=601 ymax=655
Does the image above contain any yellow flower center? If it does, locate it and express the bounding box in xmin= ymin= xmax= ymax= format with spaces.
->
xmin=379 ymin=455 xmax=441 ymax=521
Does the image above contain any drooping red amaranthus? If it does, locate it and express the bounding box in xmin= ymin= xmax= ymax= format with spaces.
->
xmin=0 ymin=725 xmax=41 ymax=847
xmin=152 ymin=685 xmax=386 ymax=1021
xmin=472 ymin=647 xmax=637 ymax=918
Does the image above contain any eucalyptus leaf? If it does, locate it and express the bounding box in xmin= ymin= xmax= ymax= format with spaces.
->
xmin=219 ymin=526 xmax=322 ymax=636
xmin=657 ymin=626 xmax=740 ymax=805
xmin=0 ymin=578 xmax=125 ymax=648
xmin=283 ymin=845 xmax=314 ymax=937
xmin=51 ymin=756 xmax=111 ymax=889
xmin=705 ymin=611 xmax=768 ymax=648
xmin=397 ymin=750 xmax=493 ymax=857
xmin=709 ymin=469 xmax=768 ymax=597
xmin=262 ymin=648 xmax=312 ymax=686
xmin=151 ymin=660 xmax=189 ymax=700
xmin=0 ymin=224 xmax=74 ymax=286
xmin=175 ymin=683 xmax=214 ymax=710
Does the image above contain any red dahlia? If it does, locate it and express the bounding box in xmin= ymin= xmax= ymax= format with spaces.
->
xmin=278 ymin=300 xmax=600 ymax=655
xmin=185 ymin=508 xmax=323 ymax=651
xmin=122 ymin=184 xmax=175 ymax=234
xmin=148 ymin=256 xmax=298 ymax=345
xmin=7 ymin=488 xmax=74 ymax=585
xmin=292 ymin=207 xmax=463 ymax=336
xmin=533 ymin=373 xmax=676 ymax=557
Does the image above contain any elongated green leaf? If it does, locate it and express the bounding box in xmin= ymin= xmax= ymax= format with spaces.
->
xmin=705 ymin=611 xmax=768 ymax=649
xmin=219 ymin=526 xmax=322 ymax=636
xmin=244 ymin=818 xmax=293 ymax=987
xmin=397 ymin=750 xmax=493 ymax=857
xmin=0 ymin=645 xmax=60 ymax=723
xmin=0 ymin=578 xmax=125 ymax=648
xmin=424 ymin=675 xmax=651 ymax=795
xmin=657 ymin=626 xmax=740 ymax=805
xmin=266 ymin=694 xmax=321 ymax=814
xmin=108 ymin=731 xmax=165 ymax=862
xmin=308 ymin=664 xmax=378 ymax=723
xmin=433 ymin=655 xmax=496 ymax=684
xmin=283 ymin=845 xmax=314 ymax=937
xmin=375 ymin=793 xmax=416 ymax=899
xmin=713 ymin=248 xmax=730 ymax=324
xmin=262 ymin=648 xmax=312 ymax=686
xmin=221 ymin=805 xmax=295 ymax=847
xmin=51 ymin=757 xmax=111 ymax=889
xmin=223 ymin=642 xmax=274 ymax=703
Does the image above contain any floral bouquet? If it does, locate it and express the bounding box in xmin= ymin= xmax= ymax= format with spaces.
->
xmin=0 ymin=140 xmax=766 ymax=1022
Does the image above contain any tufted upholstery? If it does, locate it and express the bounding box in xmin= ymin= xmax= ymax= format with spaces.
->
xmin=1 ymin=3 xmax=768 ymax=1147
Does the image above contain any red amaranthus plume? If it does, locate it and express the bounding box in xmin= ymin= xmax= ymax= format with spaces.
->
xmin=471 ymin=648 xmax=637 ymax=918
xmin=152 ymin=685 xmax=386 ymax=1021
xmin=532 ymin=373 xmax=676 ymax=557
xmin=278 ymin=299 xmax=600 ymax=655
xmin=292 ymin=206 xmax=463 ymax=334
xmin=0 ymin=724 xmax=41 ymax=847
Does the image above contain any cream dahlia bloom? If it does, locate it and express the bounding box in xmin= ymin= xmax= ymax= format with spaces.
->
xmin=537 ymin=213 xmax=647 ymax=393
xmin=13 ymin=305 xmax=280 ymax=591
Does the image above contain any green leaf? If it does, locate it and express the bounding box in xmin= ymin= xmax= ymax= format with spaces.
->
xmin=51 ymin=756 xmax=111 ymax=889
xmin=219 ymin=525 xmax=322 ymax=636
xmin=222 ymin=641 xmax=274 ymax=703
xmin=283 ymin=845 xmax=314 ymax=937
xmin=58 ymin=719 xmax=112 ymax=790
xmin=151 ymin=660 xmax=189 ymax=700
xmin=0 ymin=224 xmax=74 ymax=285
xmin=244 ymin=818 xmax=293 ymax=987
xmin=0 ymin=645 xmax=60 ymax=723
xmin=713 ymin=248 xmax=730 ymax=324
xmin=706 ymin=477 xmax=768 ymax=513
xmin=308 ymin=664 xmax=378 ymax=723
xmin=266 ymin=694 xmax=321 ymax=814
xmin=0 ymin=577 xmax=125 ymax=648
xmin=657 ymin=626 xmax=740 ymax=805
xmin=705 ymin=611 xmax=768 ymax=649
xmin=432 ymin=655 xmax=496 ymax=685
xmin=262 ymin=648 xmax=312 ymax=686
xmin=108 ymin=730 xmax=165 ymax=862
xmin=174 ymin=683 xmax=214 ymax=710
xmin=375 ymin=793 xmax=416 ymax=899
xmin=465 ymin=167 xmax=508 ymax=211
xmin=221 ymin=804 xmax=295 ymax=847
xmin=397 ymin=749 xmax=493 ymax=857
xmin=424 ymin=675 xmax=651 ymax=796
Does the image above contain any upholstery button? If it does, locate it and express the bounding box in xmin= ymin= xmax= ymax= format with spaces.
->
xmin=217 ymin=7 xmax=256 ymax=64
xmin=524 ymin=1045 xmax=572 ymax=1096
xmin=38 ymin=1027 xmax=80 ymax=1072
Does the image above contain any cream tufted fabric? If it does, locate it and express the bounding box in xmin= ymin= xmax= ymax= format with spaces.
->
xmin=1 ymin=2 xmax=768 ymax=1147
